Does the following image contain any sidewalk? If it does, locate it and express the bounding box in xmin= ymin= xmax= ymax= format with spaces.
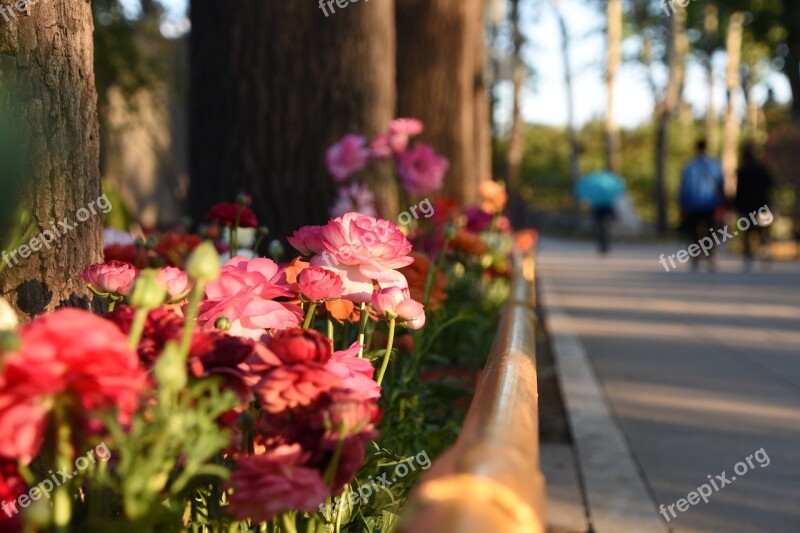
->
xmin=537 ymin=237 xmax=800 ymax=533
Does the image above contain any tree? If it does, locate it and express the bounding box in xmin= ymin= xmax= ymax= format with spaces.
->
xmin=506 ymin=0 xmax=526 ymax=225
xmin=605 ymin=0 xmax=623 ymax=173
xmin=396 ymin=0 xmax=486 ymax=205
xmin=189 ymin=1 xmax=397 ymax=240
xmin=0 ymin=1 xmax=103 ymax=320
xmin=721 ymin=12 xmax=745 ymax=196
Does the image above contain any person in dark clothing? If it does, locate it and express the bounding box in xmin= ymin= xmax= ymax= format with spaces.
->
xmin=679 ymin=140 xmax=725 ymax=271
xmin=736 ymin=144 xmax=773 ymax=269
xmin=594 ymin=206 xmax=615 ymax=255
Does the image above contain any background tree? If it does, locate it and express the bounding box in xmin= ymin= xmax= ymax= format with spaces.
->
xmin=189 ymin=1 xmax=397 ymax=240
xmin=0 ymin=1 xmax=103 ymax=320
xmin=605 ymin=0 xmax=623 ymax=173
xmin=396 ymin=0 xmax=487 ymax=205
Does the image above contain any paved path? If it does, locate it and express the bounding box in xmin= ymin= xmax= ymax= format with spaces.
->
xmin=537 ymin=237 xmax=800 ymax=533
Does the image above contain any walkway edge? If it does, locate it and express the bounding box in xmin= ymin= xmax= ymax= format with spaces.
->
xmin=539 ymin=276 xmax=667 ymax=533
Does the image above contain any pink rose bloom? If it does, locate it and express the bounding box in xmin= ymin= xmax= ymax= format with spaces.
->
xmin=0 ymin=309 xmax=148 ymax=463
xmin=228 ymin=445 xmax=330 ymax=522
xmin=371 ymin=118 xmax=424 ymax=158
xmin=197 ymin=256 xmax=303 ymax=339
xmin=298 ymin=267 xmax=344 ymax=303
xmin=316 ymin=388 xmax=381 ymax=445
xmin=287 ymin=225 xmax=324 ymax=256
xmin=158 ymin=266 xmax=191 ymax=301
xmin=326 ymin=134 xmax=370 ymax=181
xmin=327 ymin=343 xmax=381 ymax=400
xmin=371 ymin=287 xmax=426 ymax=330
xmin=397 ymin=143 xmax=449 ymax=196
xmin=330 ymin=183 xmax=379 ymax=219
xmin=81 ymin=260 xmax=138 ymax=296
xmin=310 ymin=213 xmax=414 ymax=303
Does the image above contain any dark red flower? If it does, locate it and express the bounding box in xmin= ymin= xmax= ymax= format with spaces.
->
xmin=264 ymin=328 xmax=332 ymax=365
xmin=207 ymin=203 xmax=259 ymax=228
xmin=153 ymin=233 xmax=204 ymax=268
xmin=0 ymin=458 xmax=26 ymax=532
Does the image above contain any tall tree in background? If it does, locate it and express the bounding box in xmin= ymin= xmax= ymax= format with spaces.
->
xmin=654 ymin=4 xmax=687 ymax=232
xmin=553 ymin=0 xmax=581 ymax=214
xmin=189 ymin=1 xmax=396 ymax=239
xmin=780 ymin=0 xmax=800 ymax=124
xmin=474 ymin=0 xmax=494 ymax=190
xmin=722 ymin=12 xmax=745 ymax=196
xmin=605 ymin=0 xmax=623 ymax=173
xmin=396 ymin=0 xmax=486 ymax=205
xmin=506 ymin=0 xmax=526 ymax=225
xmin=0 ymin=1 xmax=103 ymax=320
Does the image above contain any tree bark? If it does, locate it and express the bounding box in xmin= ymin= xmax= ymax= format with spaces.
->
xmin=473 ymin=4 xmax=492 ymax=189
xmin=722 ymin=12 xmax=744 ymax=197
xmin=605 ymin=0 xmax=622 ymax=174
xmin=189 ymin=0 xmax=397 ymax=241
xmin=0 ymin=0 xmax=103 ymax=320
xmin=396 ymin=0 xmax=483 ymax=206
xmin=703 ymin=5 xmax=719 ymax=154
xmin=655 ymin=6 xmax=687 ymax=233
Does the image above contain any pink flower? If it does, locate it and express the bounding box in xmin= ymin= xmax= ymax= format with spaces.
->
xmin=254 ymin=362 xmax=341 ymax=413
xmin=228 ymin=445 xmax=330 ymax=522
xmin=265 ymin=328 xmax=332 ymax=365
xmin=310 ymin=213 xmax=414 ymax=303
xmin=287 ymin=225 xmax=324 ymax=256
xmin=328 ymin=343 xmax=381 ymax=400
xmin=397 ymin=143 xmax=449 ymax=196
xmin=371 ymin=287 xmax=426 ymax=330
xmin=298 ymin=267 xmax=344 ymax=303
xmin=0 ymin=310 xmax=148 ymax=463
xmin=81 ymin=260 xmax=138 ymax=296
xmin=330 ymin=183 xmax=379 ymax=218
xmin=371 ymin=118 xmax=424 ymax=158
xmin=315 ymin=389 xmax=381 ymax=445
xmin=197 ymin=256 xmax=303 ymax=339
xmin=326 ymin=134 xmax=370 ymax=181
xmin=158 ymin=266 xmax=191 ymax=301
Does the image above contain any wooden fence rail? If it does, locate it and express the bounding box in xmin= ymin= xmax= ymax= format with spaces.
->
xmin=400 ymin=252 xmax=546 ymax=533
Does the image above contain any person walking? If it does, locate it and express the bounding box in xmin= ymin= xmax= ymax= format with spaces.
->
xmin=679 ymin=140 xmax=725 ymax=271
xmin=736 ymin=143 xmax=773 ymax=271
xmin=575 ymin=171 xmax=626 ymax=255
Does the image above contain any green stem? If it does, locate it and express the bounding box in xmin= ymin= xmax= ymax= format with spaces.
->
xmin=178 ymin=281 xmax=206 ymax=359
xmin=280 ymin=512 xmax=298 ymax=533
xmin=423 ymin=238 xmax=450 ymax=309
xmin=107 ymin=297 xmax=117 ymax=314
xmin=357 ymin=303 xmax=369 ymax=358
xmin=128 ymin=308 xmax=149 ymax=350
xmin=323 ymin=434 xmax=346 ymax=486
xmin=327 ymin=316 xmax=334 ymax=343
xmin=303 ymin=303 xmax=318 ymax=330
xmin=376 ymin=318 xmax=396 ymax=386
xmin=53 ymin=409 xmax=73 ymax=529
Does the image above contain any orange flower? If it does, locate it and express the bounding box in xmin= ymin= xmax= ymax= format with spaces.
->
xmin=449 ymin=229 xmax=489 ymax=257
xmin=515 ymin=229 xmax=539 ymax=254
xmin=397 ymin=252 xmax=447 ymax=311
xmin=479 ymin=180 xmax=508 ymax=214
xmin=325 ymin=298 xmax=356 ymax=322
xmin=283 ymin=257 xmax=309 ymax=285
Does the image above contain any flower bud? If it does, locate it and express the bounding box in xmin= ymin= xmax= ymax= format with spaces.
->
xmin=444 ymin=223 xmax=458 ymax=241
xmin=268 ymin=239 xmax=285 ymax=262
xmin=0 ymin=331 xmax=20 ymax=352
xmin=186 ymin=241 xmax=221 ymax=282
xmin=155 ymin=342 xmax=188 ymax=391
xmin=236 ymin=192 xmax=252 ymax=207
xmin=128 ymin=269 xmax=168 ymax=310
xmin=214 ymin=315 xmax=232 ymax=331
xmin=0 ymin=297 xmax=18 ymax=331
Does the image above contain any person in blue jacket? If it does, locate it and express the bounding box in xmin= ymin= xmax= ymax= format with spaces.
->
xmin=679 ymin=140 xmax=725 ymax=271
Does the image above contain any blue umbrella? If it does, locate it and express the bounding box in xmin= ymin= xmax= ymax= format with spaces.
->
xmin=575 ymin=171 xmax=626 ymax=208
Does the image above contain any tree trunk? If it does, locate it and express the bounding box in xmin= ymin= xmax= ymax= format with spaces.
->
xmin=722 ymin=12 xmax=744 ymax=197
xmin=189 ymin=1 xmax=397 ymax=241
xmin=605 ymin=0 xmax=622 ymax=174
xmin=506 ymin=0 xmax=525 ymax=226
xmin=554 ymin=1 xmax=580 ymax=219
xmin=655 ymin=6 xmax=687 ymax=233
xmin=0 ymin=1 xmax=103 ymax=321
xmin=781 ymin=0 xmax=800 ymax=124
xmin=473 ymin=1 xmax=492 ymax=189
xmin=396 ymin=0 xmax=483 ymax=206
xmin=703 ymin=5 xmax=719 ymax=154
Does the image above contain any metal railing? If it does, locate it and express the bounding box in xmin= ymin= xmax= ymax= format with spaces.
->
xmin=400 ymin=252 xmax=546 ymax=533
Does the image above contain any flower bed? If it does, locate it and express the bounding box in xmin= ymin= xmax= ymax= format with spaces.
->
xmin=0 ymin=119 xmax=531 ymax=532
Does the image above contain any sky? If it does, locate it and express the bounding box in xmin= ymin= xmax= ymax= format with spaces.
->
xmin=126 ymin=0 xmax=792 ymax=130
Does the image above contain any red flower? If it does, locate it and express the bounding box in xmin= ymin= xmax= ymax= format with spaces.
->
xmin=154 ymin=233 xmax=204 ymax=268
xmin=265 ymin=328 xmax=332 ymax=365
xmin=104 ymin=244 xmax=154 ymax=268
xmin=207 ymin=203 xmax=259 ymax=228
xmin=109 ymin=305 xmax=185 ymax=364
xmin=297 ymin=267 xmax=344 ymax=303
xmin=254 ymin=363 xmax=341 ymax=414
xmin=0 ymin=458 xmax=26 ymax=532
xmin=315 ymin=388 xmax=381 ymax=446
xmin=227 ymin=444 xmax=330 ymax=522
xmin=0 ymin=310 xmax=148 ymax=463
